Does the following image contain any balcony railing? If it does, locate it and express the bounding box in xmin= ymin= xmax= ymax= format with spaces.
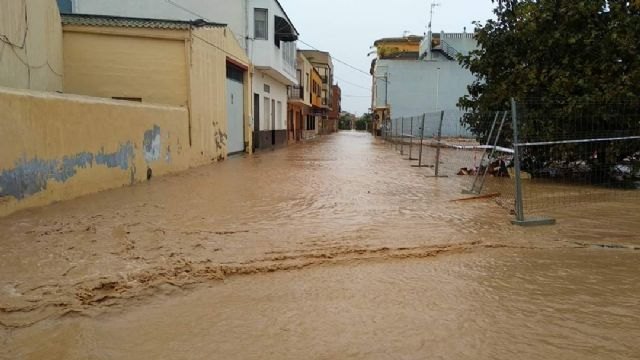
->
xmin=288 ymin=85 xmax=304 ymax=100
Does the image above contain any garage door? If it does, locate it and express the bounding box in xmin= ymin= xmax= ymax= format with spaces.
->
xmin=226 ymin=64 xmax=245 ymax=154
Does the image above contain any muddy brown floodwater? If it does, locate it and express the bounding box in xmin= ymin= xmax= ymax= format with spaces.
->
xmin=1 ymin=132 xmax=639 ymax=359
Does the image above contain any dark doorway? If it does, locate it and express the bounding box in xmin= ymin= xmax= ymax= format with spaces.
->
xmin=253 ymin=93 xmax=260 ymax=151
xmin=271 ymin=99 xmax=276 ymax=146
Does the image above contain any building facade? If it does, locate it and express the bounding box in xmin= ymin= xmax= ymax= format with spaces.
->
xmin=287 ymin=52 xmax=313 ymax=143
xmin=61 ymin=0 xmax=299 ymax=150
xmin=371 ymin=32 xmax=478 ymax=136
xmin=373 ymin=35 xmax=423 ymax=60
xmin=61 ymin=13 xmax=252 ymax=159
xmin=306 ymin=66 xmax=323 ymax=139
xmin=299 ymin=50 xmax=334 ymax=135
xmin=328 ymin=84 xmax=342 ymax=133
xmin=0 ymin=0 xmax=254 ymax=216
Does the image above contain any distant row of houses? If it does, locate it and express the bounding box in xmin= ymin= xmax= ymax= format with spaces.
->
xmin=0 ymin=0 xmax=340 ymax=216
xmin=369 ymin=30 xmax=478 ymax=136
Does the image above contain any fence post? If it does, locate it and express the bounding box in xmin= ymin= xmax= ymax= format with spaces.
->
xmin=425 ymin=110 xmax=448 ymax=177
xmin=511 ymin=99 xmax=525 ymax=222
xmin=395 ymin=118 xmax=399 ymax=151
xmin=435 ymin=111 xmax=444 ymax=176
xmin=413 ymin=114 xmax=426 ymax=168
xmin=510 ymin=98 xmax=555 ymax=226
xmin=400 ymin=117 xmax=405 ymax=155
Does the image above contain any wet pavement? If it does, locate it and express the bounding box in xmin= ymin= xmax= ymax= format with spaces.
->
xmin=1 ymin=131 xmax=639 ymax=359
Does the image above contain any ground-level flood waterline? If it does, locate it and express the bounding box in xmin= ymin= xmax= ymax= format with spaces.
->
xmin=1 ymin=132 xmax=639 ymax=359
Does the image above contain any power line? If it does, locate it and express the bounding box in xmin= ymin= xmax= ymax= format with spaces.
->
xmin=297 ymin=39 xmax=371 ymax=77
xmin=334 ymin=75 xmax=371 ymax=91
xmin=161 ymin=0 xmax=247 ymax=62
xmin=165 ymin=0 xmax=211 ymax=21
xmin=342 ymin=94 xmax=371 ymax=98
xmin=162 ymin=0 xmax=372 ymax=81
xmin=192 ymin=33 xmax=248 ymax=63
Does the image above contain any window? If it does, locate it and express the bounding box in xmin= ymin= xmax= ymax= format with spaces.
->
xmin=254 ymin=8 xmax=268 ymax=40
xmin=306 ymin=115 xmax=316 ymax=131
xmin=281 ymin=41 xmax=296 ymax=69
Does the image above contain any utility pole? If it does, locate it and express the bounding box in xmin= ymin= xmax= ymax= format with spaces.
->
xmin=428 ymin=2 xmax=440 ymax=33
xmin=435 ymin=67 xmax=441 ymax=110
xmin=428 ymin=2 xmax=440 ymax=61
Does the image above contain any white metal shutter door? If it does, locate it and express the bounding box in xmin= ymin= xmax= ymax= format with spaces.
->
xmin=226 ymin=78 xmax=245 ymax=154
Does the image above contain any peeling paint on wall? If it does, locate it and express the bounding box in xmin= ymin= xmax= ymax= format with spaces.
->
xmin=144 ymin=125 xmax=161 ymax=163
xmin=0 ymin=143 xmax=134 ymax=200
xmin=95 ymin=143 xmax=135 ymax=170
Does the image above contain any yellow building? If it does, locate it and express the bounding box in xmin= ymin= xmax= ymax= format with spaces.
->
xmin=373 ymin=35 xmax=423 ymax=59
xmin=0 ymin=4 xmax=253 ymax=217
xmin=62 ymin=14 xmax=252 ymax=159
xmin=287 ymin=52 xmax=314 ymax=142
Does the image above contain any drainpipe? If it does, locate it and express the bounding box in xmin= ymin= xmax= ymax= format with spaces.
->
xmin=384 ymin=73 xmax=389 ymax=107
xmin=186 ymin=28 xmax=193 ymax=147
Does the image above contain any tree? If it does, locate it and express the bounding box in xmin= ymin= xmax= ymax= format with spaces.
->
xmin=459 ymin=0 xmax=640 ymax=181
xmin=338 ymin=113 xmax=354 ymax=130
xmin=355 ymin=113 xmax=373 ymax=131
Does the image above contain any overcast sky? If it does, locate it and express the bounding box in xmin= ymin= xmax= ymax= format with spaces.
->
xmin=279 ymin=0 xmax=497 ymax=115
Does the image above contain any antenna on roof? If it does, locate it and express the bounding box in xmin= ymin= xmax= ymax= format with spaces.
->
xmin=428 ymin=1 xmax=440 ymax=33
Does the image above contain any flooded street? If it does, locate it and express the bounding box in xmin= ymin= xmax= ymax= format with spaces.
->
xmin=1 ymin=132 xmax=639 ymax=359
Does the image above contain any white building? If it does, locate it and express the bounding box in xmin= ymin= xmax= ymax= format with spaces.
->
xmin=372 ymin=31 xmax=478 ymax=137
xmin=61 ymin=0 xmax=299 ymax=149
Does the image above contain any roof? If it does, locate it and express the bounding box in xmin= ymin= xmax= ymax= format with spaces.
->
xmin=374 ymin=36 xmax=424 ymax=46
xmin=299 ymin=50 xmax=332 ymax=66
xmin=61 ymin=13 xmax=226 ymax=30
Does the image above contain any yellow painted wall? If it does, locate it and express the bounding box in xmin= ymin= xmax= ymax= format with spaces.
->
xmin=189 ymin=27 xmax=252 ymax=162
xmin=311 ymin=68 xmax=322 ymax=107
xmin=0 ymin=0 xmax=63 ymax=91
xmin=0 ymin=86 xmax=191 ymax=217
xmin=0 ymin=19 xmax=253 ymax=216
xmin=297 ymin=52 xmax=313 ymax=106
xmin=63 ymin=28 xmax=188 ymax=106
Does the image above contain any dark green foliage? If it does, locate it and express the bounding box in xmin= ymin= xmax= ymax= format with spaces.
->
xmin=355 ymin=113 xmax=373 ymax=131
xmin=459 ymin=0 xmax=640 ymax=182
xmin=338 ymin=113 xmax=354 ymax=130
